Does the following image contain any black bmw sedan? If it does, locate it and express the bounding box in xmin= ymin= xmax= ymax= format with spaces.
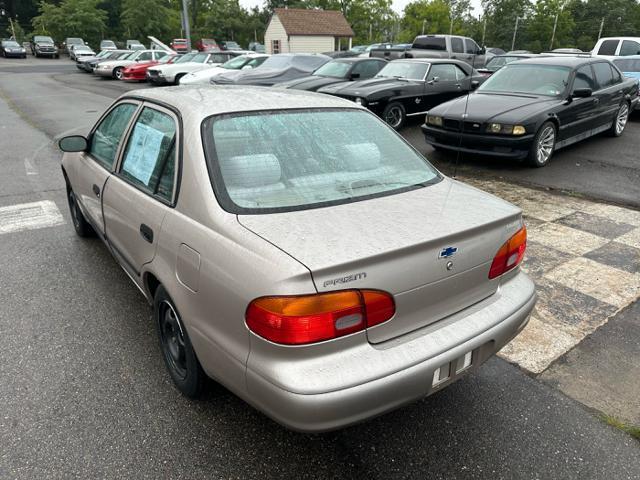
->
xmin=276 ymin=57 xmax=387 ymax=91
xmin=422 ymin=56 xmax=639 ymax=167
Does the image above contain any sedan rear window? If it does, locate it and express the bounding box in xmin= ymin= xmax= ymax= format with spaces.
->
xmin=204 ymin=109 xmax=440 ymax=214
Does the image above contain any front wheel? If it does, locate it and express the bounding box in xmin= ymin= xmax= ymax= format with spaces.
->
xmin=608 ymin=102 xmax=630 ymax=137
xmin=67 ymin=187 xmax=94 ymax=237
xmin=382 ymin=102 xmax=406 ymax=130
xmin=113 ymin=66 xmax=123 ymax=80
xmin=527 ymin=121 xmax=556 ymax=168
xmin=154 ymin=286 xmax=206 ymax=398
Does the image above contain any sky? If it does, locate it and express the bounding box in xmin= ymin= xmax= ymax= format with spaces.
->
xmin=238 ymin=0 xmax=485 ymax=15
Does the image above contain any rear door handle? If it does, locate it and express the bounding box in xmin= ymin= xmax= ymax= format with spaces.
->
xmin=92 ymin=184 xmax=100 ymax=198
xmin=140 ymin=224 xmax=154 ymax=243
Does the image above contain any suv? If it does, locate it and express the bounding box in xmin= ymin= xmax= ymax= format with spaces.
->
xmin=30 ymin=35 xmax=59 ymax=58
xmin=170 ymin=39 xmax=189 ymax=54
xmin=196 ymin=38 xmax=219 ymax=52
xmin=592 ymin=37 xmax=640 ymax=59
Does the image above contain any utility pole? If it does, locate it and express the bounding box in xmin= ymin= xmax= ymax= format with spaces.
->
xmin=511 ymin=16 xmax=520 ymax=51
xmin=550 ymin=13 xmax=558 ymax=50
xmin=422 ymin=19 xmax=426 ymax=35
xmin=449 ymin=15 xmax=453 ymax=35
xmin=181 ymin=0 xmax=191 ymax=50
xmin=597 ymin=17 xmax=604 ymax=40
xmin=481 ymin=17 xmax=487 ymax=46
xmin=8 ymin=16 xmax=15 ymax=39
xmin=369 ymin=23 xmax=372 ymax=41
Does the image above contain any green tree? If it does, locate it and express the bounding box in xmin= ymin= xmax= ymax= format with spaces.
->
xmin=399 ymin=0 xmax=452 ymax=42
xmin=31 ymin=0 xmax=108 ymax=46
xmin=526 ymin=0 xmax=574 ymax=51
xmin=481 ymin=0 xmax=533 ymax=50
xmin=121 ymin=0 xmax=180 ymax=44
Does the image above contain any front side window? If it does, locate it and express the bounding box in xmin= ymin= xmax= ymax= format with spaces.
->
xmin=592 ymin=62 xmax=614 ymax=89
xmin=573 ymin=65 xmax=596 ymax=90
xmin=619 ymin=40 xmax=640 ymax=56
xmin=597 ymin=39 xmax=619 ymax=56
xmin=451 ymin=38 xmax=464 ymax=53
xmin=204 ymin=109 xmax=440 ymax=213
xmin=120 ymin=107 xmax=177 ymax=202
xmin=454 ymin=65 xmax=468 ymax=80
xmin=479 ymin=64 xmax=570 ymax=96
xmin=427 ymin=64 xmax=457 ymax=82
xmin=377 ymin=61 xmax=429 ymax=80
xmin=90 ymin=103 xmax=138 ymax=169
xmin=465 ymin=38 xmax=479 ymax=54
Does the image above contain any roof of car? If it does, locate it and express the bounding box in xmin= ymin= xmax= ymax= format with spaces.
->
xmin=122 ymin=86 xmax=359 ymax=119
xmin=334 ymin=57 xmax=386 ymax=63
xmin=512 ymin=56 xmax=603 ymax=67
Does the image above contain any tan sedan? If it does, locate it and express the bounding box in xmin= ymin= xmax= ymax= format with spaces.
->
xmin=58 ymin=87 xmax=536 ymax=432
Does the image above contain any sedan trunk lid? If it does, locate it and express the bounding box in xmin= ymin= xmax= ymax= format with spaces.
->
xmin=238 ymin=178 xmax=523 ymax=343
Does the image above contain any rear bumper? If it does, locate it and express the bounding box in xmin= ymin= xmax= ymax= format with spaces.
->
xmin=246 ymin=270 xmax=536 ymax=432
xmin=422 ymin=124 xmax=535 ymax=159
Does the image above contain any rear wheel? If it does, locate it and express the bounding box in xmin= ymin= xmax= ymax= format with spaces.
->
xmin=154 ymin=286 xmax=205 ymax=398
xmin=66 ymin=187 xmax=94 ymax=237
xmin=113 ymin=66 xmax=123 ymax=80
xmin=608 ymin=102 xmax=630 ymax=137
xmin=382 ymin=102 xmax=406 ymax=130
xmin=527 ymin=121 xmax=556 ymax=168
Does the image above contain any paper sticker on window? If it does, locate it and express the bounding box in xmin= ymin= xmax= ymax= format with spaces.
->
xmin=122 ymin=123 xmax=166 ymax=186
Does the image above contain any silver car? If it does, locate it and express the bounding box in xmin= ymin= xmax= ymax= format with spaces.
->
xmin=58 ymin=87 xmax=536 ymax=432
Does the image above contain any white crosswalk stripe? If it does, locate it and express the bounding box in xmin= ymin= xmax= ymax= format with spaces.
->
xmin=0 ymin=200 xmax=65 ymax=235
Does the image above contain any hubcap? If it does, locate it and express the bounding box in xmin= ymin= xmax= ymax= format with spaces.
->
xmin=115 ymin=69 xmax=122 ymax=79
xmin=160 ymin=300 xmax=187 ymax=379
xmin=385 ymin=107 xmax=402 ymax=128
xmin=536 ymin=126 xmax=555 ymax=165
xmin=616 ymin=104 xmax=629 ymax=134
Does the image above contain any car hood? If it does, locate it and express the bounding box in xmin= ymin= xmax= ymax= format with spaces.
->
xmin=428 ymin=92 xmax=561 ymax=123
xmin=278 ymin=75 xmax=347 ymax=91
xmin=319 ymin=77 xmax=420 ymax=97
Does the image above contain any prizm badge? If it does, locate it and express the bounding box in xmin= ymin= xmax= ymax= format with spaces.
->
xmin=438 ymin=246 xmax=458 ymax=259
xmin=323 ymin=272 xmax=367 ymax=288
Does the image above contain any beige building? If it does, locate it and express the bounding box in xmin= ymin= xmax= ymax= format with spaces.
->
xmin=264 ymin=8 xmax=354 ymax=55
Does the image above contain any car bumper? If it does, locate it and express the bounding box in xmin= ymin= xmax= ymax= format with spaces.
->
xmin=147 ymin=72 xmax=170 ymax=84
xmin=35 ymin=50 xmax=57 ymax=57
xmin=422 ymin=124 xmax=535 ymax=159
xmin=122 ymin=72 xmax=146 ymax=81
xmin=3 ymin=52 xmax=26 ymax=58
xmin=246 ymin=270 xmax=536 ymax=432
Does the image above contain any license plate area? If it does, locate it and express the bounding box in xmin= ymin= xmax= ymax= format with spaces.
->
xmin=432 ymin=349 xmax=475 ymax=388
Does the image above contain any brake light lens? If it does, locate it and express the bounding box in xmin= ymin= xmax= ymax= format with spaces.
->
xmin=488 ymin=226 xmax=527 ymax=279
xmin=245 ymin=289 xmax=395 ymax=345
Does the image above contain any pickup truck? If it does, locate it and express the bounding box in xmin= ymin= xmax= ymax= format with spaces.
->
xmin=370 ymin=34 xmax=487 ymax=67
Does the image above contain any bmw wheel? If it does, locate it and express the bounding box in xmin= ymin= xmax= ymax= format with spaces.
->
xmin=608 ymin=102 xmax=629 ymax=137
xmin=154 ymin=286 xmax=205 ymax=398
xmin=527 ymin=121 xmax=556 ymax=168
xmin=382 ymin=102 xmax=406 ymax=130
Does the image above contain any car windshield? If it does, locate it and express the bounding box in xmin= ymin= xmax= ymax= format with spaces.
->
xmin=67 ymin=38 xmax=83 ymax=44
xmin=613 ymin=58 xmax=640 ymax=72
xmin=2 ymin=41 xmax=20 ymax=47
xmin=204 ymin=109 xmax=440 ymax=213
xmin=96 ymin=50 xmax=111 ymax=57
xmin=479 ymin=63 xmax=570 ymax=96
xmin=175 ymin=52 xmax=196 ymax=63
xmin=485 ymin=56 xmax=523 ymax=70
xmin=34 ymin=36 xmax=53 ymax=43
xmin=158 ymin=54 xmax=175 ymax=64
xmin=101 ymin=41 xmax=115 ymax=47
xmin=222 ymin=56 xmax=253 ymax=69
xmin=190 ymin=53 xmax=208 ymax=63
xmin=313 ymin=61 xmax=351 ymax=78
xmin=376 ymin=61 xmax=429 ymax=80
xmin=260 ymin=55 xmax=293 ymax=69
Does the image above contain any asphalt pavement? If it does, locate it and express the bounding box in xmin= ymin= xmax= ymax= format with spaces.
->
xmin=1 ymin=57 xmax=639 ymax=479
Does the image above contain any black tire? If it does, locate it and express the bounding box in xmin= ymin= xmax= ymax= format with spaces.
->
xmin=174 ymin=73 xmax=186 ymax=85
xmin=54 ymin=54 xmax=59 ymax=59
xmin=67 ymin=187 xmax=94 ymax=237
xmin=113 ymin=66 xmax=123 ymax=80
xmin=608 ymin=102 xmax=630 ymax=137
xmin=154 ymin=286 xmax=205 ymax=398
xmin=382 ymin=102 xmax=406 ymax=130
xmin=527 ymin=121 xmax=556 ymax=168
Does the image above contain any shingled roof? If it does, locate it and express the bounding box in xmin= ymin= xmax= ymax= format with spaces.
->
xmin=273 ymin=8 xmax=354 ymax=37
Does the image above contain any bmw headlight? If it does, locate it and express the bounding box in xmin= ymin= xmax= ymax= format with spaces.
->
xmin=427 ymin=115 xmax=443 ymax=127
xmin=486 ymin=123 xmax=526 ymax=135
xmin=512 ymin=125 xmax=526 ymax=135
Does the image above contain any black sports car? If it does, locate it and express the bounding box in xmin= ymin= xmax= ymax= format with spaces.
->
xmin=275 ymin=57 xmax=387 ymax=92
xmin=318 ymin=59 xmax=484 ymax=130
xmin=422 ymin=56 xmax=639 ymax=167
xmin=1 ymin=39 xmax=27 ymax=58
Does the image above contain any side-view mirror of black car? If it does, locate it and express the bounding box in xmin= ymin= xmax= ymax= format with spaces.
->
xmin=572 ymin=87 xmax=592 ymax=98
xmin=59 ymin=135 xmax=88 ymax=152
xmin=427 ymin=76 xmax=440 ymax=85
xmin=350 ymin=73 xmax=360 ymax=80
xmin=471 ymin=80 xmax=480 ymax=90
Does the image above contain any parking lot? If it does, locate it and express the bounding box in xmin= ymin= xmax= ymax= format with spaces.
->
xmin=1 ymin=56 xmax=640 ymax=478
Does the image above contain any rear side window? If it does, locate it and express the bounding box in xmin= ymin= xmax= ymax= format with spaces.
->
xmin=119 ymin=107 xmax=177 ymax=202
xmin=455 ymin=64 xmax=468 ymax=80
xmin=413 ymin=37 xmax=446 ymax=51
xmin=451 ymin=38 xmax=464 ymax=53
xmin=619 ymin=40 xmax=640 ymax=56
xmin=613 ymin=58 xmax=640 ymax=72
xmin=593 ymin=62 xmax=614 ymax=89
xmin=137 ymin=52 xmax=152 ymax=61
xmin=90 ymin=103 xmax=138 ymax=169
xmin=573 ymin=65 xmax=596 ymax=90
xmin=597 ymin=40 xmax=619 ymax=56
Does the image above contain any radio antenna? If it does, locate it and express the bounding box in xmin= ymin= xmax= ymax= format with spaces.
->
xmin=452 ymin=44 xmax=479 ymax=179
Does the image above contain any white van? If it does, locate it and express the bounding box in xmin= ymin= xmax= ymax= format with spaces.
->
xmin=592 ymin=37 xmax=640 ymax=59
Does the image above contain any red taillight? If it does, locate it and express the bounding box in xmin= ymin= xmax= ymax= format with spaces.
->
xmin=488 ymin=226 xmax=527 ymax=279
xmin=245 ymin=289 xmax=395 ymax=345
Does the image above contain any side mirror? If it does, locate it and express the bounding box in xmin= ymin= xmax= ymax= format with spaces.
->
xmin=471 ymin=80 xmax=480 ymax=90
xmin=427 ymin=76 xmax=439 ymax=85
xmin=350 ymin=73 xmax=360 ymax=80
xmin=572 ymin=87 xmax=592 ymax=98
xmin=59 ymin=135 xmax=88 ymax=152
xmin=477 ymin=46 xmax=486 ymax=55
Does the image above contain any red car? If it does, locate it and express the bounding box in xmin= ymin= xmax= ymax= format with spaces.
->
xmin=170 ymin=39 xmax=189 ymax=54
xmin=196 ymin=38 xmax=219 ymax=51
xmin=121 ymin=54 xmax=177 ymax=81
